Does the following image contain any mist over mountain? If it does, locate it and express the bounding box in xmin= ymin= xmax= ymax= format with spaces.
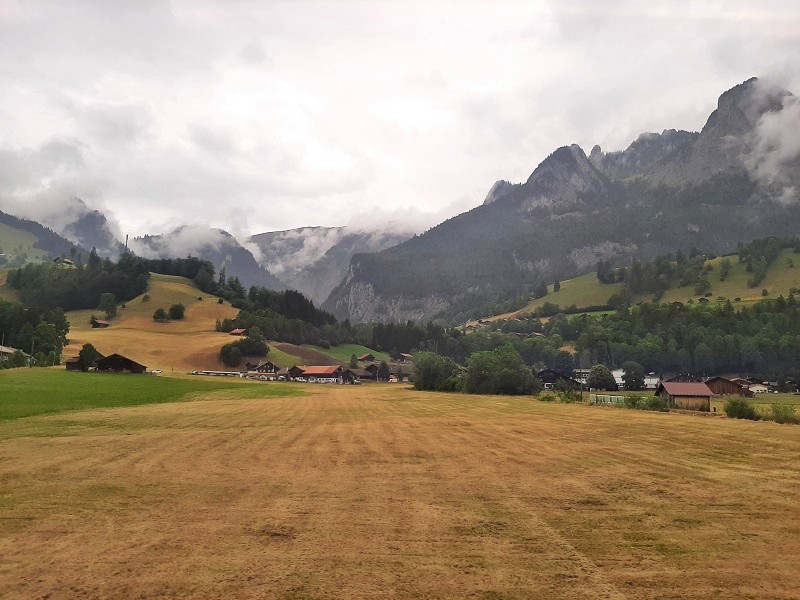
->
xmin=129 ymin=226 xmax=285 ymax=291
xmin=248 ymin=226 xmax=409 ymax=305
xmin=324 ymin=77 xmax=800 ymax=324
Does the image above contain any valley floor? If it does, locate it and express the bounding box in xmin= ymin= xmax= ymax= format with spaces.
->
xmin=1 ymin=381 xmax=799 ymax=598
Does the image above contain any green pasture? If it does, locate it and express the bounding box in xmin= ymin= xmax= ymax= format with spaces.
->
xmin=0 ymin=368 xmax=302 ymax=420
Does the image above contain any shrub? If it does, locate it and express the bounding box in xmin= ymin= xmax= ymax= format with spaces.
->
xmin=770 ymin=404 xmax=798 ymax=424
xmin=220 ymin=345 xmax=242 ymax=367
xmin=623 ymin=395 xmax=641 ymax=409
xmin=218 ymin=298 xmax=224 ymax=304
xmin=643 ymin=396 xmax=669 ymax=412
xmin=317 ymin=339 xmax=332 ymax=349
xmin=724 ymin=398 xmax=759 ymax=420
xmin=168 ymin=303 xmax=185 ymax=320
xmin=762 ymin=289 xmax=769 ymax=296
xmin=556 ymin=388 xmax=583 ymax=403
xmin=142 ymin=294 xmax=151 ymax=303
xmin=539 ymin=393 xmax=557 ymax=402
xmin=153 ymin=307 xmax=170 ymax=322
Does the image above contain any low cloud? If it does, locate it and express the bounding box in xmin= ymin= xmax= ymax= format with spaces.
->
xmin=128 ymin=225 xmax=234 ymax=259
xmin=743 ymin=79 xmax=800 ymax=202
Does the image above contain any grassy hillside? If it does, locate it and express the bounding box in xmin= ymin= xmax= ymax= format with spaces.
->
xmin=486 ymin=249 xmax=800 ymax=321
xmin=63 ymin=273 xmax=333 ymax=371
xmin=64 ymin=274 xmax=240 ymax=372
xmin=0 ymin=222 xmax=47 ymax=263
xmin=306 ymin=343 xmax=390 ymax=364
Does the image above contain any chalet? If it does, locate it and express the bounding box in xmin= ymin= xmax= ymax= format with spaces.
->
xmin=538 ymin=368 xmax=580 ymax=390
xmin=364 ymin=363 xmax=379 ymax=377
xmin=343 ymin=368 xmax=373 ymax=383
xmin=229 ymin=328 xmax=247 ymax=336
xmin=357 ymin=353 xmax=375 ymax=362
xmin=704 ymin=376 xmax=754 ymax=398
xmin=299 ymin=365 xmax=344 ymax=383
xmin=248 ymin=361 xmax=278 ymax=374
xmin=94 ymin=353 xmax=147 ymax=374
xmin=655 ymin=381 xmax=713 ymax=411
xmin=0 ymin=345 xmax=29 ymax=360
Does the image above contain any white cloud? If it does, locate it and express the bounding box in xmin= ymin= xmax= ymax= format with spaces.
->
xmin=0 ymin=0 xmax=799 ymax=239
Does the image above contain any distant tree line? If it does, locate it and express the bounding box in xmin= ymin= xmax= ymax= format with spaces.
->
xmin=0 ymin=299 xmax=69 ymax=366
xmin=7 ymin=250 xmax=149 ymax=311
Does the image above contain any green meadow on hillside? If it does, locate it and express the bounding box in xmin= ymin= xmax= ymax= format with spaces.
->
xmin=492 ymin=249 xmax=800 ymax=321
xmin=0 ymin=222 xmax=47 ymax=263
xmin=306 ymin=343 xmax=390 ymax=364
xmin=0 ymin=369 xmax=302 ymax=421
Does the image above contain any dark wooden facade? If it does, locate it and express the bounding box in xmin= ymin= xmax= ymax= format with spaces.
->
xmin=704 ymin=376 xmax=754 ymax=398
xmin=94 ymin=353 xmax=147 ymax=374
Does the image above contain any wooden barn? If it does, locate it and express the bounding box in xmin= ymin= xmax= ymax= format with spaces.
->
xmin=64 ymin=357 xmax=84 ymax=371
xmin=357 ymin=353 xmax=375 ymax=361
xmin=655 ymin=381 xmax=713 ymax=411
xmin=704 ymin=376 xmax=754 ymax=398
xmin=94 ymin=353 xmax=147 ymax=374
xmin=343 ymin=368 xmax=373 ymax=383
xmin=229 ymin=328 xmax=247 ymax=336
xmin=91 ymin=319 xmax=110 ymax=329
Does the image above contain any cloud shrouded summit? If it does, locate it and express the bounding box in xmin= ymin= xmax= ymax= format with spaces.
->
xmin=1 ymin=1 xmax=799 ymax=238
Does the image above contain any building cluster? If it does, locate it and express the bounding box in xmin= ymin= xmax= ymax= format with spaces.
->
xmin=538 ymin=367 xmax=792 ymax=412
xmin=239 ymin=359 xmax=413 ymax=384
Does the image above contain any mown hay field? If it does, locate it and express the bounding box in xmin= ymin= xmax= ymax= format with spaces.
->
xmin=1 ymin=371 xmax=799 ymax=599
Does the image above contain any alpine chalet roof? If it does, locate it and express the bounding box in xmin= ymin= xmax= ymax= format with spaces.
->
xmin=300 ymin=365 xmax=342 ymax=376
xmin=659 ymin=381 xmax=713 ymax=397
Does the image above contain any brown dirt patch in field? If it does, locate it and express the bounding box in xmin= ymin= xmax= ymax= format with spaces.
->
xmin=272 ymin=342 xmax=345 ymax=365
xmin=1 ymin=386 xmax=800 ymax=598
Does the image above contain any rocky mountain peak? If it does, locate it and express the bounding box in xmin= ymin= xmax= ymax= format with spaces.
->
xmin=482 ymin=180 xmax=516 ymax=205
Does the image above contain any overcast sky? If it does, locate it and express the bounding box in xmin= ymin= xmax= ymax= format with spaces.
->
xmin=1 ymin=0 xmax=799 ymax=239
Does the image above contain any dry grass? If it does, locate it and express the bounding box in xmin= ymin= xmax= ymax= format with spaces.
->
xmin=1 ymin=384 xmax=799 ymax=599
xmin=63 ymin=274 xmax=240 ymax=372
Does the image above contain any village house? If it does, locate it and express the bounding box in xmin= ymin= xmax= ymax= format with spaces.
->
xmin=655 ymin=381 xmax=713 ymax=411
xmin=246 ymin=361 xmax=278 ymax=374
xmin=748 ymin=382 xmax=769 ymax=394
xmin=0 ymin=344 xmax=29 ymax=361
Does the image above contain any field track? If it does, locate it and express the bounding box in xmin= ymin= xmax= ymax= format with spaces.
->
xmin=1 ymin=384 xmax=799 ymax=598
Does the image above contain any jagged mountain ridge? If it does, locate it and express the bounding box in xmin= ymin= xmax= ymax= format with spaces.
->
xmin=248 ymin=226 xmax=409 ymax=305
xmin=324 ymin=77 xmax=800 ymax=324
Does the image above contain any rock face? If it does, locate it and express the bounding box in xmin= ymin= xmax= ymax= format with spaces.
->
xmin=62 ymin=208 xmax=124 ymax=257
xmin=248 ymin=226 xmax=408 ymax=305
xmin=325 ymin=77 xmax=800 ymax=324
xmin=130 ymin=226 xmax=284 ymax=290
